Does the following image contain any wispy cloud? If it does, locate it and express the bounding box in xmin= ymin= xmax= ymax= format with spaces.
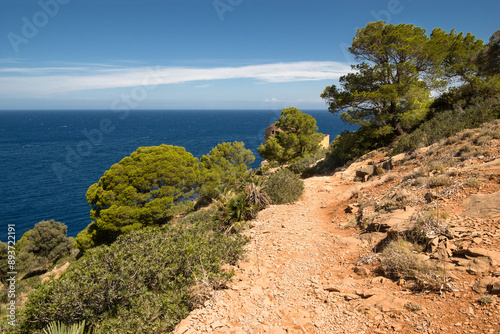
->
xmin=264 ymin=97 xmax=280 ymax=102
xmin=0 ymin=61 xmax=352 ymax=97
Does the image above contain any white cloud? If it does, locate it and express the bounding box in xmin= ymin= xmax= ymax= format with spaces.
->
xmin=264 ymin=97 xmax=280 ymax=102
xmin=0 ymin=61 xmax=353 ymax=97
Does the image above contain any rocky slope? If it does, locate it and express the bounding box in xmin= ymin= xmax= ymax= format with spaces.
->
xmin=174 ymin=120 xmax=500 ymax=334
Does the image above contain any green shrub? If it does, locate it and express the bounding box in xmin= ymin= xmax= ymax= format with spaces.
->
xmin=213 ymin=192 xmax=257 ymax=230
xmin=245 ymin=182 xmax=271 ymax=209
xmin=265 ymin=169 xmax=304 ymax=204
xmin=199 ymin=141 xmax=255 ymax=201
xmin=42 ymin=320 xmax=91 ymax=334
xmin=391 ymin=94 xmax=500 ymax=155
xmin=0 ymin=242 xmax=8 ymax=284
xmin=318 ymin=127 xmax=392 ymax=173
xmin=257 ymin=107 xmax=325 ymax=164
xmin=212 ymin=182 xmax=270 ymax=231
xmin=288 ymin=151 xmax=325 ymax=175
xmin=19 ymin=211 xmax=248 ymax=333
xmin=16 ymin=220 xmax=74 ymax=277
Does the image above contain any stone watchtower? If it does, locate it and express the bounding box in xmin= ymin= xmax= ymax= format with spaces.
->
xmin=264 ymin=123 xmax=281 ymax=144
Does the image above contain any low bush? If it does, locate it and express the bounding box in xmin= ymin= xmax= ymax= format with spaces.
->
xmin=15 ymin=220 xmax=74 ymax=277
xmin=405 ymin=209 xmax=449 ymax=245
xmin=478 ymin=295 xmax=494 ymax=305
xmin=464 ymin=177 xmax=482 ymax=189
xmin=381 ymin=240 xmax=442 ymax=291
xmin=212 ymin=182 xmax=271 ymax=232
xmin=428 ymin=175 xmax=450 ymax=188
xmin=312 ymin=127 xmax=392 ymax=174
xmin=404 ymin=302 xmax=422 ymax=312
xmin=19 ymin=210 xmax=248 ymax=333
xmin=41 ymin=320 xmax=90 ymax=334
xmin=402 ymin=169 xmax=425 ymax=182
xmin=264 ymin=169 xmax=304 ymax=204
xmin=390 ymin=94 xmax=500 ymax=155
xmin=473 ymin=134 xmax=493 ymax=146
xmin=288 ymin=151 xmax=325 ymax=175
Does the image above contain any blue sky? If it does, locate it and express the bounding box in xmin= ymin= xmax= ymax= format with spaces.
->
xmin=0 ymin=0 xmax=499 ymax=110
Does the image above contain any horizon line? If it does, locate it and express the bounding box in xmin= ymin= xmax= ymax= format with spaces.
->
xmin=0 ymin=108 xmax=331 ymax=111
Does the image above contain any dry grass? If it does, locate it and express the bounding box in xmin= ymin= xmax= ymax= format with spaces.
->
xmin=473 ymin=134 xmax=493 ymax=146
xmin=464 ymin=177 xmax=482 ymax=189
xmin=478 ymin=295 xmax=494 ymax=305
xmin=404 ymin=302 xmax=422 ymax=312
xmin=381 ymin=239 xmax=444 ymax=291
xmin=428 ymin=175 xmax=451 ymax=188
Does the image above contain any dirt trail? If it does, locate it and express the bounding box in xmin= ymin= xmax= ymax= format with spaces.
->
xmin=173 ymin=132 xmax=500 ymax=334
xmin=174 ymin=175 xmax=376 ymax=334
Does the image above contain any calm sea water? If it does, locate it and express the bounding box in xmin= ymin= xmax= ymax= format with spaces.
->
xmin=0 ymin=109 xmax=350 ymax=243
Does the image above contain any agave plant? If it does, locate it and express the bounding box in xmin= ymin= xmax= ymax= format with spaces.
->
xmin=42 ymin=320 xmax=91 ymax=334
xmin=244 ymin=182 xmax=271 ymax=208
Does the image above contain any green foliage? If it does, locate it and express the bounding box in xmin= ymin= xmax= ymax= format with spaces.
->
xmin=322 ymin=22 xmax=444 ymax=136
xmin=213 ymin=182 xmax=270 ymax=230
xmin=311 ymin=126 xmax=393 ymax=174
xmin=258 ymin=107 xmax=324 ymax=164
xmin=42 ymin=320 xmax=90 ymax=334
xmin=199 ymin=141 xmax=255 ymax=201
xmin=77 ymin=145 xmax=202 ymax=250
xmin=214 ymin=192 xmax=254 ymax=228
xmin=20 ymin=210 xmax=248 ymax=333
xmin=476 ymin=30 xmax=500 ymax=76
xmin=288 ymin=151 xmax=326 ymax=175
xmin=16 ymin=220 xmax=73 ymax=276
xmin=430 ymin=27 xmax=484 ymax=84
xmin=322 ymin=22 xmax=487 ymax=139
xmin=264 ymin=169 xmax=304 ymax=205
xmin=244 ymin=182 xmax=271 ymax=209
xmin=391 ymin=93 xmax=500 ymax=154
xmin=0 ymin=241 xmax=8 ymax=284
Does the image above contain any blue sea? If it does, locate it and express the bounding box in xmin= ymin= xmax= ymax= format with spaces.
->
xmin=0 ymin=109 xmax=350 ymax=243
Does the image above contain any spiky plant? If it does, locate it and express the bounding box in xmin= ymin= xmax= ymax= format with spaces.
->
xmin=42 ymin=320 xmax=91 ymax=334
xmin=244 ymin=183 xmax=271 ymax=208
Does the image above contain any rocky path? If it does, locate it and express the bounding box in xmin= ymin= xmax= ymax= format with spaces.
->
xmin=174 ymin=175 xmax=374 ymax=334
xmin=173 ymin=147 xmax=500 ymax=334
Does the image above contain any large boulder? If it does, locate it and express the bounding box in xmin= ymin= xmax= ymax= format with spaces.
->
xmin=453 ymin=247 xmax=500 ymax=267
xmin=365 ymin=207 xmax=415 ymax=237
xmin=356 ymin=164 xmax=375 ymax=182
xmin=462 ymin=191 xmax=500 ymax=219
